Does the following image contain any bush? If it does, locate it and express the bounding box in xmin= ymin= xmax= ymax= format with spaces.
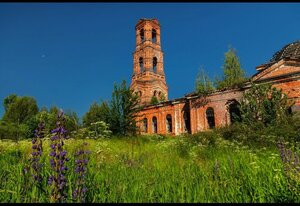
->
xmin=187 ymin=130 xmax=218 ymax=147
xmin=0 ymin=121 xmax=30 ymax=141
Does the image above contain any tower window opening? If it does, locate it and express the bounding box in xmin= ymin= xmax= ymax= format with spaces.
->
xmin=140 ymin=29 xmax=145 ymax=42
xmin=206 ymin=107 xmax=215 ymax=129
xmin=152 ymin=29 xmax=157 ymax=43
xmin=153 ymin=57 xmax=157 ymax=73
xmin=139 ymin=57 xmax=144 ymax=73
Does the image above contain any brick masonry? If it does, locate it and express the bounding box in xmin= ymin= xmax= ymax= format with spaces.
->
xmin=130 ymin=19 xmax=300 ymax=135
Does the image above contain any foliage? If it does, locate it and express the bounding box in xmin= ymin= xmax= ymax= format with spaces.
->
xmin=108 ymin=80 xmax=141 ymax=136
xmin=151 ymin=93 xmax=166 ymax=104
xmin=0 ymin=94 xmax=79 ymax=140
xmin=83 ymin=102 xmax=110 ymax=127
xmin=2 ymin=95 xmax=38 ymax=125
xmin=88 ymin=121 xmax=112 ymax=139
xmin=150 ymin=96 xmax=159 ymax=105
xmin=3 ymin=94 xmax=17 ymax=112
xmin=216 ymin=47 xmax=247 ymax=90
xmin=33 ymin=107 xmax=79 ymax=137
xmin=1 ymin=134 xmax=300 ymax=203
xmin=0 ymin=120 xmax=30 ymax=141
xmin=195 ymin=67 xmax=215 ymax=96
xmin=239 ymin=82 xmax=294 ymax=127
xmin=159 ymin=93 xmax=166 ymax=102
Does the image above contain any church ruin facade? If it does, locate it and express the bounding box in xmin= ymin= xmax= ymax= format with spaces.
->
xmin=130 ymin=18 xmax=300 ymax=135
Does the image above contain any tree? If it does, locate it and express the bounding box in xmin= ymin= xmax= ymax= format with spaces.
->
xmin=108 ymin=80 xmax=141 ymax=136
xmin=2 ymin=95 xmax=39 ymax=125
xmin=216 ymin=47 xmax=247 ymax=90
xmin=3 ymin=94 xmax=17 ymax=112
xmin=195 ymin=67 xmax=215 ymax=96
xmin=83 ymin=101 xmax=110 ymax=127
xmin=32 ymin=107 xmax=80 ymax=137
xmin=1 ymin=95 xmax=39 ymax=139
xmin=64 ymin=110 xmax=80 ymax=133
xmin=239 ymin=82 xmax=294 ymax=126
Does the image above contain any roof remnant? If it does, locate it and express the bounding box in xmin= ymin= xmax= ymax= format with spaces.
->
xmin=269 ymin=40 xmax=300 ymax=63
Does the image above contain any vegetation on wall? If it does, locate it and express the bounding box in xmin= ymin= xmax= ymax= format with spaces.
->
xmin=195 ymin=67 xmax=215 ymax=96
xmin=215 ymin=47 xmax=247 ymax=90
xmin=239 ymin=82 xmax=294 ymax=127
xmin=150 ymin=96 xmax=159 ymax=105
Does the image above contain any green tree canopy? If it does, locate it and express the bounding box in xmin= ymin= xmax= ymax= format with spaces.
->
xmin=239 ymin=82 xmax=294 ymax=126
xmin=216 ymin=47 xmax=247 ymax=90
xmin=83 ymin=101 xmax=110 ymax=127
xmin=2 ymin=95 xmax=39 ymax=124
xmin=3 ymin=94 xmax=17 ymax=112
xmin=108 ymin=80 xmax=141 ymax=136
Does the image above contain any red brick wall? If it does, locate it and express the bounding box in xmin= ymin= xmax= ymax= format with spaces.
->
xmin=189 ymin=89 xmax=244 ymax=134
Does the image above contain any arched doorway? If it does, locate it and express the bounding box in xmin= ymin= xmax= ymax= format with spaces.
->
xmin=152 ymin=116 xmax=157 ymax=133
xmin=166 ymin=114 xmax=172 ymax=133
xmin=228 ymin=100 xmax=241 ymax=124
xmin=143 ymin=118 xmax=148 ymax=133
xmin=206 ymin=107 xmax=215 ymax=129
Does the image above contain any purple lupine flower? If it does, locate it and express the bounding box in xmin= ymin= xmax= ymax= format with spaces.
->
xmin=48 ymin=110 xmax=69 ymax=203
xmin=29 ymin=121 xmax=45 ymax=184
xmin=72 ymin=142 xmax=90 ymax=203
xmin=277 ymin=140 xmax=300 ymax=182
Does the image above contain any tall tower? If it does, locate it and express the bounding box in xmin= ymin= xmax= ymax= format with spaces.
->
xmin=130 ymin=18 xmax=168 ymax=105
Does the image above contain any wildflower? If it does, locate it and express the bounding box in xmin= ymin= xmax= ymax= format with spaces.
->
xmin=49 ymin=110 xmax=69 ymax=203
xmin=72 ymin=142 xmax=90 ymax=203
xmin=277 ymin=140 xmax=300 ymax=183
xmin=29 ymin=121 xmax=45 ymax=184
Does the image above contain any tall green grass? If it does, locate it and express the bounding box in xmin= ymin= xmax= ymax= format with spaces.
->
xmin=0 ymin=135 xmax=298 ymax=203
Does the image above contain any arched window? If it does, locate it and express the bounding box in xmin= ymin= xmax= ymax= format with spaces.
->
xmin=143 ymin=118 xmax=148 ymax=133
xmin=140 ymin=29 xmax=145 ymax=42
xmin=153 ymin=90 xmax=157 ymax=97
xmin=228 ymin=100 xmax=241 ymax=124
xmin=139 ymin=91 xmax=142 ymax=97
xmin=139 ymin=57 xmax=144 ymax=72
xmin=152 ymin=116 xmax=157 ymax=133
xmin=166 ymin=114 xmax=172 ymax=133
xmin=206 ymin=107 xmax=215 ymax=129
xmin=153 ymin=57 xmax=157 ymax=73
xmin=183 ymin=111 xmax=190 ymax=133
xmin=152 ymin=29 xmax=157 ymax=43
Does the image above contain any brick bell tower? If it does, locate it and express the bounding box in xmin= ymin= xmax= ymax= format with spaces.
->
xmin=130 ymin=18 xmax=168 ymax=105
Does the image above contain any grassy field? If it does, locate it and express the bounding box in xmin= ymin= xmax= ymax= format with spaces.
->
xmin=0 ymin=134 xmax=299 ymax=203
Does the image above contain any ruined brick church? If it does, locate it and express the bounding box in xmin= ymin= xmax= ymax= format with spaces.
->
xmin=130 ymin=18 xmax=300 ymax=135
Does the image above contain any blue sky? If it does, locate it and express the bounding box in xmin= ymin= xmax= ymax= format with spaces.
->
xmin=1 ymin=3 xmax=300 ymax=119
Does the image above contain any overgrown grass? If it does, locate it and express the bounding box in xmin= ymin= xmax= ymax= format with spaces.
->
xmin=0 ymin=133 xmax=299 ymax=203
